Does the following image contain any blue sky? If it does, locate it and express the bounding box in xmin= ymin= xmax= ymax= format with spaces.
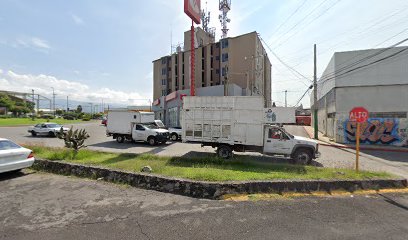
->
xmin=1 ymin=0 xmax=407 ymax=108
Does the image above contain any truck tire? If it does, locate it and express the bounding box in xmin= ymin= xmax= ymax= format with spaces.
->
xmin=116 ymin=135 xmax=125 ymax=143
xmin=171 ymin=133 xmax=178 ymax=141
xmin=148 ymin=137 xmax=157 ymax=146
xmin=217 ymin=145 xmax=233 ymax=159
xmin=48 ymin=131 xmax=55 ymax=137
xmin=292 ymin=148 xmax=312 ymax=165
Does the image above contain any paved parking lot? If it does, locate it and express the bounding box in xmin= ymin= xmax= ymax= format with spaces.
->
xmin=1 ymin=170 xmax=408 ymax=240
xmin=0 ymin=123 xmax=407 ymax=178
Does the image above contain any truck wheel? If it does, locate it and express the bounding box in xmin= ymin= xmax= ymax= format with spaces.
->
xmin=148 ymin=137 xmax=157 ymax=146
xmin=31 ymin=131 xmax=37 ymax=137
xmin=116 ymin=135 xmax=125 ymax=143
xmin=48 ymin=131 xmax=55 ymax=137
xmin=171 ymin=133 xmax=178 ymax=141
xmin=292 ymin=149 xmax=312 ymax=165
xmin=217 ymin=145 xmax=233 ymax=159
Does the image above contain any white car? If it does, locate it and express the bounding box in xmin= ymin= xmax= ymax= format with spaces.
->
xmin=28 ymin=122 xmax=70 ymax=137
xmin=0 ymin=138 xmax=35 ymax=173
xmin=168 ymin=127 xmax=182 ymax=141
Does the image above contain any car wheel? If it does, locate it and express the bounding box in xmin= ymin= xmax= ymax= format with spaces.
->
xmin=116 ymin=135 xmax=125 ymax=143
xmin=31 ymin=131 xmax=37 ymax=137
xmin=48 ymin=131 xmax=55 ymax=137
xmin=171 ymin=133 xmax=178 ymax=141
xmin=293 ymin=149 xmax=312 ymax=165
xmin=217 ymin=145 xmax=233 ymax=159
xmin=148 ymin=137 xmax=157 ymax=146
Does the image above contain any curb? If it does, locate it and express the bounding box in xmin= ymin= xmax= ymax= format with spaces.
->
xmin=302 ymin=126 xmax=408 ymax=153
xmin=32 ymin=159 xmax=408 ymax=200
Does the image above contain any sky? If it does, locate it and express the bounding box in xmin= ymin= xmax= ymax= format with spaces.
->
xmin=0 ymin=0 xmax=407 ymax=109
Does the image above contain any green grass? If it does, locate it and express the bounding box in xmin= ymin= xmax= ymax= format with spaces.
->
xmin=27 ymin=145 xmax=393 ymax=182
xmin=0 ymin=118 xmax=88 ymax=126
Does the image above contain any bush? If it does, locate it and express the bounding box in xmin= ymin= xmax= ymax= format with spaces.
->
xmin=56 ymin=127 xmax=90 ymax=159
xmin=62 ymin=112 xmax=78 ymax=120
xmin=0 ymin=115 xmax=12 ymax=119
xmin=82 ymin=117 xmax=91 ymax=121
xmin=41 ymin=114 xmax=55 ymax=119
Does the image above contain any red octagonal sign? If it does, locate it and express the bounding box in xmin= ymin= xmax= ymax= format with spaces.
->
xmin=349 ymin=107 xmax=369 ymax=123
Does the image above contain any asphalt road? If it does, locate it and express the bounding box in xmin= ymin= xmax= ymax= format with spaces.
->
xmin=1 ymin=171 xmax=407 ymax=240
xmin=1 ymin=123 xmax=407 ymax=178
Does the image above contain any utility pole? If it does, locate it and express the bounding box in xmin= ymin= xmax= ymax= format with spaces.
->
xmin=313 ymin=44 xmax=319 ymax=140
xmin=66 ymin=96 xmax=69 ymax=112
xmin=31 ymin=89 xmax=35 ymax=116
xmin=284 ymin=90 xmax=288 ymax=107
xmin=51 ymin=87 xmax=56 ymax=117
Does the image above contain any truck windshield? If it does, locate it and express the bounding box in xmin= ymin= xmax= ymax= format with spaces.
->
xmin=143 ymin=124 xmax=158 ymax=129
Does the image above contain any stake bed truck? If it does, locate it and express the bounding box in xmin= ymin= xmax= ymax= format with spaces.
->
xmin=182 ymin=96 xmax=320 ymax=164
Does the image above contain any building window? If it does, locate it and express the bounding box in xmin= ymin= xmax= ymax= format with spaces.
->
xmin=182 ymin=75 xmax=185 ymax=86
xmin=175 ymin=56 xmax=178 ymax=64
xmin=161 ymin=79 xmax=166 ymax=85
xmin=216 ymin=55 xmax=220 ymax=61
xmin=221 ymin=39 xmax=229 ymax=49
xmin=162 ymin=90 xmax=166 ymax=96
xmin=222 ymin=67 xmax=226 ymax=76
xmin=202 ymin=72 xmax=205 ymax=87
xmin=202 ymin=59 xmax=205 ymax=70
xmin=182 ymin=64 xmax=185 ymax=74
xmin=211 ymin=45 xmax=214 ymax=55
xmin=216 ymin=69 xmax=220 ymax=74
xmin=162 ymin=68 xmax=166 ymax=75
xmin=168 ymin=67 xmax=171 ymax=72
xmin=222 ymin=53 xmax=229 ymax=62
xmin=202 ymin=48 xmax=205 ymax=58
xmin=211 ymin=57 xmax=213 ymax=68
xmin=182 ymin=53 xmax=185 ymax=63
xmin=161 ymin=58 xmax=166 ymax=64
xmin=175 ymin=76 xmax=178 ymax=86
xmin=215 ymin=42 xmax=220 ymax=48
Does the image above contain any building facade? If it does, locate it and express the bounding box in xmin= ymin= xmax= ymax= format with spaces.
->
xmin=311 ymin=46 xmax=408 ymax=147
xmin=152 ymin=28 xmax=272 ymax=127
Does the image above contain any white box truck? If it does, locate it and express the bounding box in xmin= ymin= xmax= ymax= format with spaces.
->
xmin=181 ymin=96 xmax=319 ymax=164
xmin=106 ymin=109 xmax=169 ymax=145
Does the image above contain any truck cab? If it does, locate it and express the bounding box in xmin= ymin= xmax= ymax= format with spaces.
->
xmin=263 ymin=126 xmax=319 ymax=164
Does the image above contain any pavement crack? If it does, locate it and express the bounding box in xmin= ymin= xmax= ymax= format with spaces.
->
xmin=135 ymin=219 xmax=151 ymax=240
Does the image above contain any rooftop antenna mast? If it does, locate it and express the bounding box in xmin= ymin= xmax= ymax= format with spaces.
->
xmin=201 ymin=2 xmax=210 ymax=32
xmin=219 ymin=0 xmax=231 ymax=38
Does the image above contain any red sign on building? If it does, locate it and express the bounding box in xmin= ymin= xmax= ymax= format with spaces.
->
xmin=184 ymin=0 xmax=201 ymax=24
xmin=349 ymin=107 xmax=369 ymax=123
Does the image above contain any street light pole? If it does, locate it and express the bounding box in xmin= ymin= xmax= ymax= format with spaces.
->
xmin=313 ymin=44 xmax=319 ymax=140
xmin=51 ymin=87 xmax=56 ymax=117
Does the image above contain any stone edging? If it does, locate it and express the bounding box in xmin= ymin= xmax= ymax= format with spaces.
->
xmin=32 ymin=160 xmax=408 ymax=199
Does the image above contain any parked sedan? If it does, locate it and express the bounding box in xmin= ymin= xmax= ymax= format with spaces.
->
xmin=0 ymin=138 xmax=35 ymax=173
xmin=168 ymin=127 xmax=182 ymax=141
xmin=28 ymin=122 xmax=70 ymax=137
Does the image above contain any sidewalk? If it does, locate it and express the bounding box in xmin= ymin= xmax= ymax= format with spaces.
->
xmin=303 ymin=126 xmax=408 ymax=153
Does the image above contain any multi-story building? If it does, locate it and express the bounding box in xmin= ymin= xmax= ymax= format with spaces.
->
xmin=152 ymin=28 xmax=272 ymax=127
xmin=311 ymin=46 xmax=408 ymax=147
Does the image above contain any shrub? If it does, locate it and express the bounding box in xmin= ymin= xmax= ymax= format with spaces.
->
xmin=56 ymin=127 xmax=90 ymax=159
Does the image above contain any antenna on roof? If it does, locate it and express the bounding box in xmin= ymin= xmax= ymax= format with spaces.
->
xmin=219 ymin=0 xmax=231 ymax=39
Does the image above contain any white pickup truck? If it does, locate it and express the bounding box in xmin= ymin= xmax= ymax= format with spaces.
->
xmin=182 ymin=96 xmax=320 ymax=164
xmin=106 ymin=109 xmax=169 ymax=145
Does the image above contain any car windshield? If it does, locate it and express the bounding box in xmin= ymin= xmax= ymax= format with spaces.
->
xmin=283 ymin=129 xmax=294 ymax=139
xmin=46 ymin=124 xmax=61 ymax=128
xmin=155 ymin=121 xmax=165 ymax=128
xmin=0 ymin=140 xmax=21 ymax=150
xmin=143 ymin=123 xmax=158 ymax=129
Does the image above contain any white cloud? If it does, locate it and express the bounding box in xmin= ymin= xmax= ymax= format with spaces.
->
xmin=30 ymin=37 xmax=51 ymax=49
xmin=11 ymin=37 xmax=51 ymax=52
xmin=71 ymin=14 xmax=84 ymax=25
xmin=0 ymin=69 xmax=151 ymax=105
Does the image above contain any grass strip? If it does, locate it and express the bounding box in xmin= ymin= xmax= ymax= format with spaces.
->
xmin=27 ymin=145 xmax=393 ymax=182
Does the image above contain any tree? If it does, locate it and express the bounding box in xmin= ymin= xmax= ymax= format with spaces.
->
xmin=76 ymin=105 xmax=83 ymax=113
xmin=0 ymin=94 xmax=15 ymax=111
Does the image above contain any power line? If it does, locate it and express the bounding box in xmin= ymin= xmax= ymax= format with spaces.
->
xmin=270 ymin=0 xmax=331 ymax=46
xmin=260 ymin=36 xmax=312 ymax=83
xmin=268 ymin=0 xmax=309 ymax=39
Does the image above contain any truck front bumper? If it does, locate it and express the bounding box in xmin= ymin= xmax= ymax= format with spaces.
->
xmin=156 ymin=134 xmax=170 ymax=142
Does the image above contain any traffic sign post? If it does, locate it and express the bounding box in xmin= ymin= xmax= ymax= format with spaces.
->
xmin=349 ymin=107 xmax=369 ymax=172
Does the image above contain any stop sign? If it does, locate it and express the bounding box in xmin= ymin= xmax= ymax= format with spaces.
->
xmin=349 ymin=107 xmax=369 ymax=123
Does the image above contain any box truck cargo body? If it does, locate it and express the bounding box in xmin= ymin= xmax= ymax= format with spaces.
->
xmin=182 ymin=96 xmax=319 ymax=163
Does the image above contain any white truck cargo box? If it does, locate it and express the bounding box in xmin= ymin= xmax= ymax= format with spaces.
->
xmin=182 ymin=96 xmax=265 ymax=146
xmin=107 ymin=110 xmax=154 ymax=135
xmin=264 ymin=107 xmax=296 ymax=124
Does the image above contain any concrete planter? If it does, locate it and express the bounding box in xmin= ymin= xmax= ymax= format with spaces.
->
xmin=32 ymin=159 xmax=407 ymax=199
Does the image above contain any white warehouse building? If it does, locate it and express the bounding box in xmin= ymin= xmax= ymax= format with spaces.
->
xmin=311 ymin=46 xmax=408 ymax=147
